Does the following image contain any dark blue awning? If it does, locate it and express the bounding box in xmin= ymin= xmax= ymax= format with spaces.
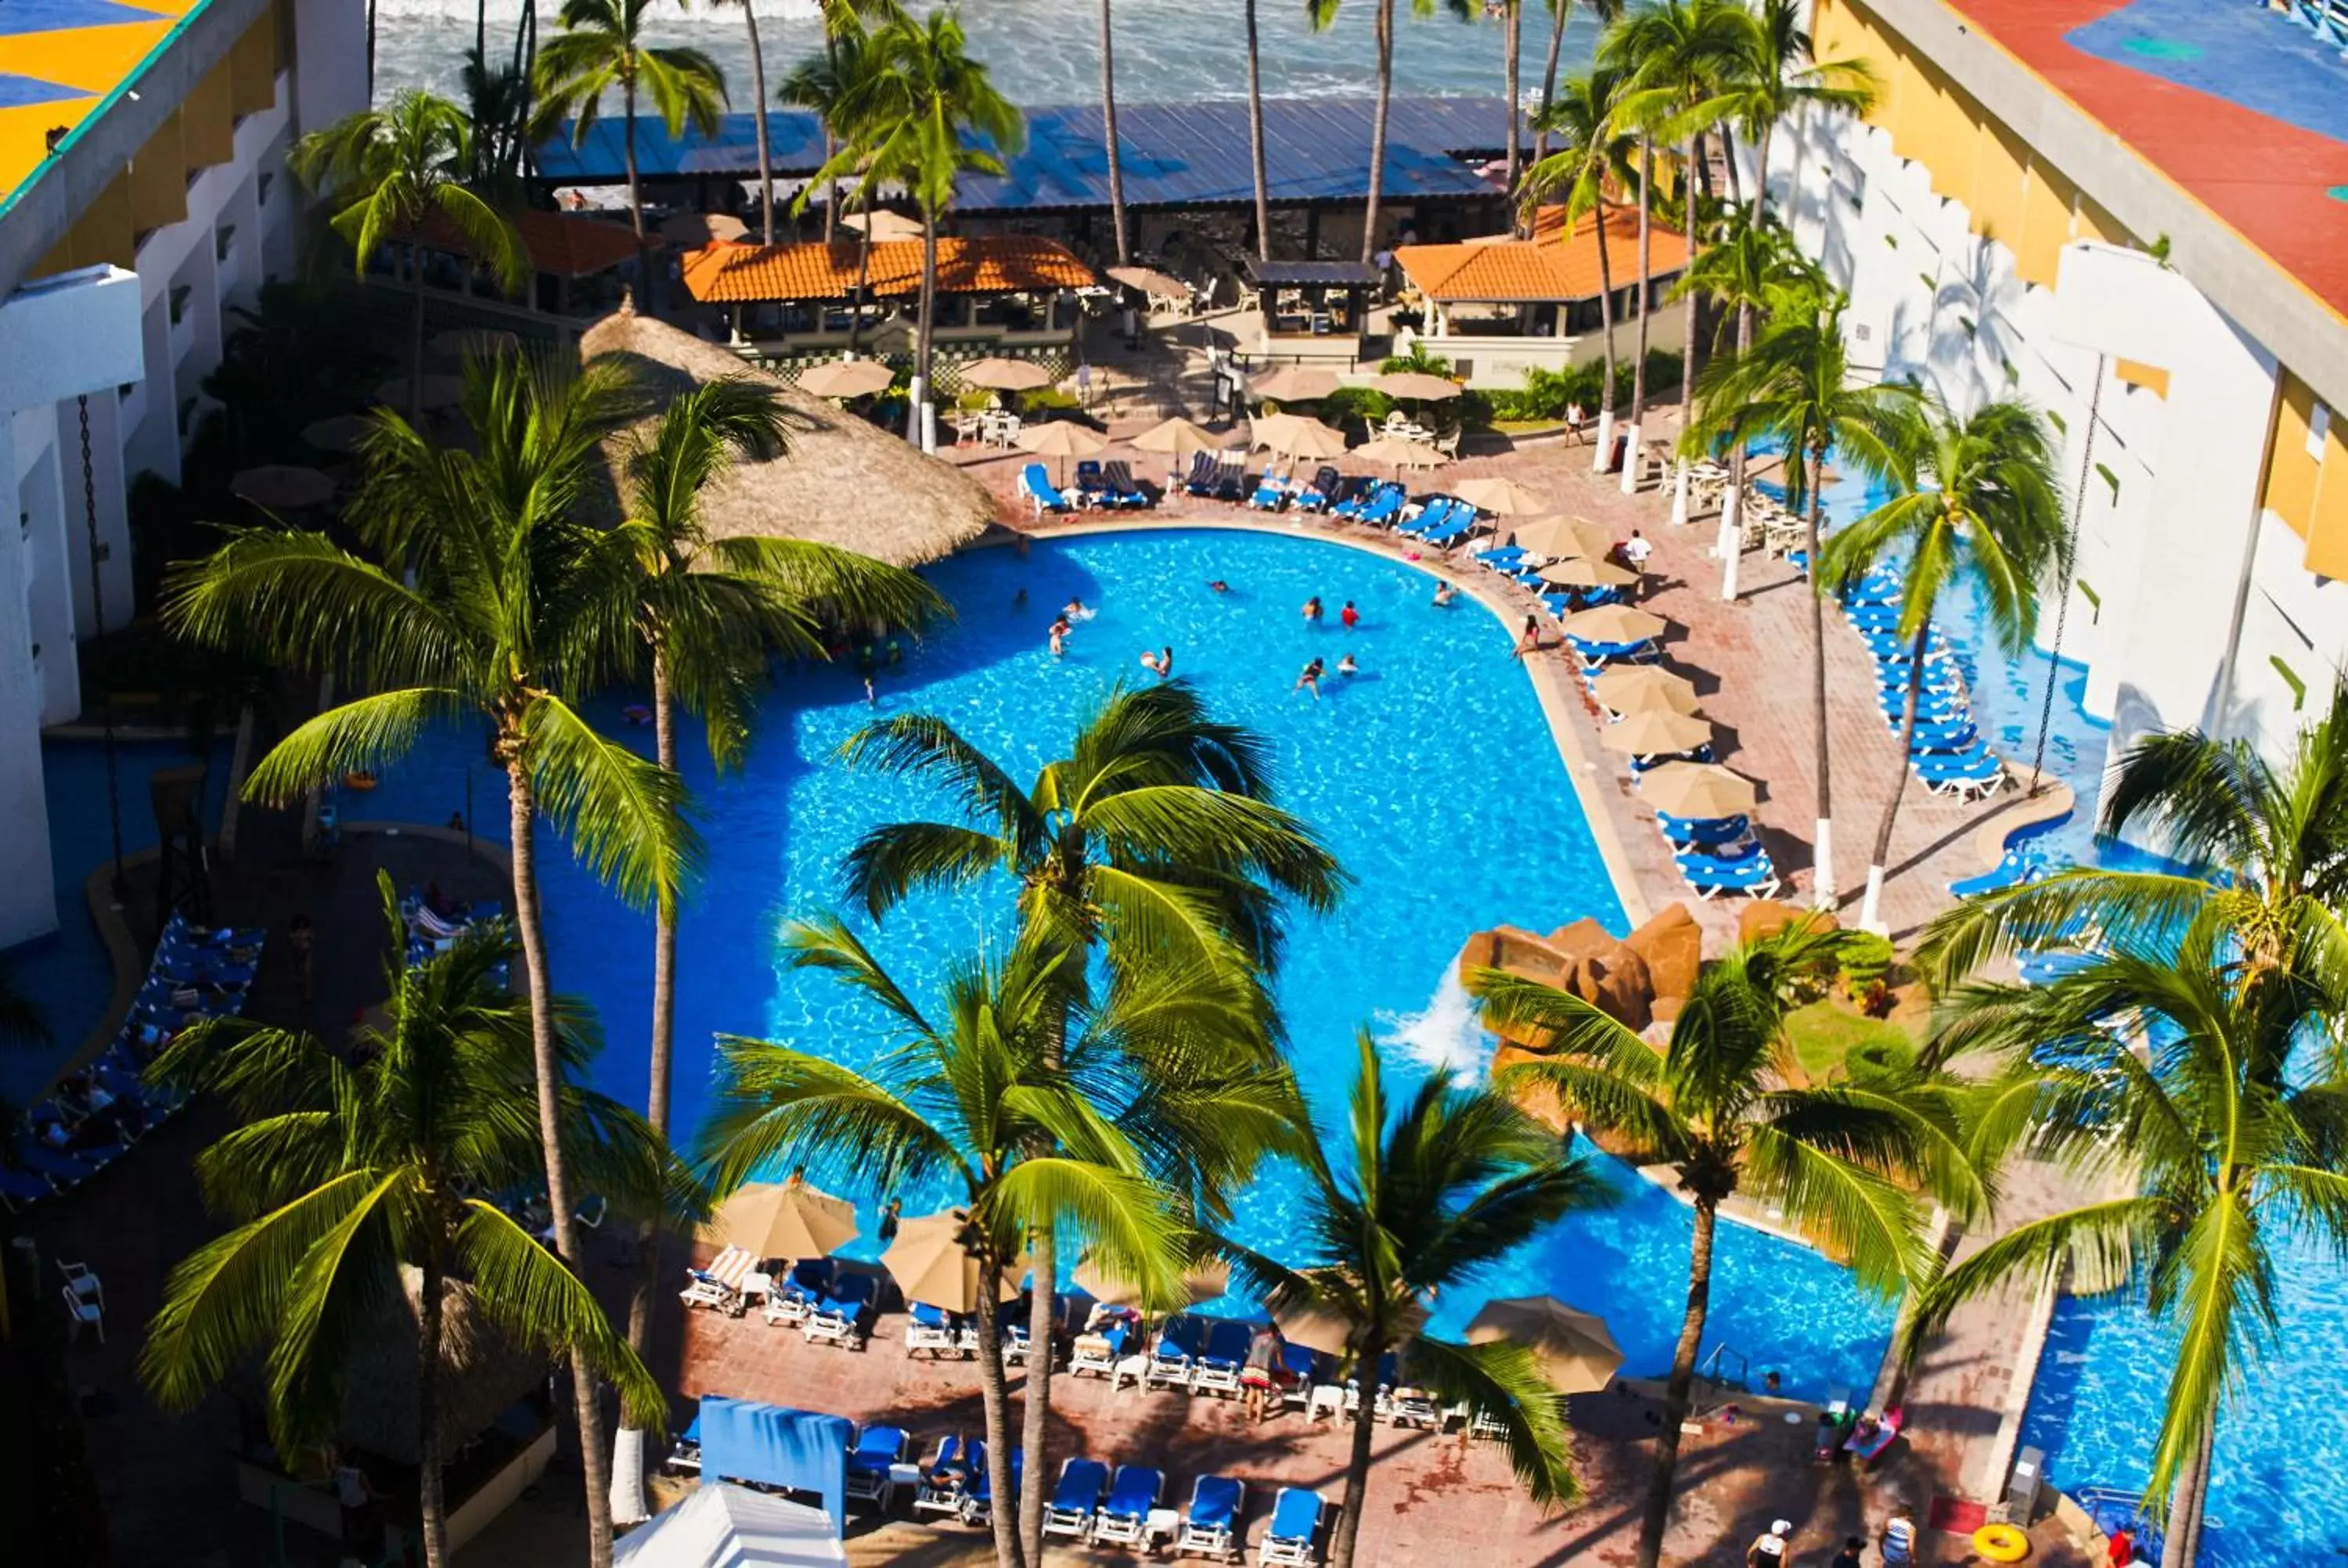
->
xmin=533 ymin=95 xmax=1513 ymax=212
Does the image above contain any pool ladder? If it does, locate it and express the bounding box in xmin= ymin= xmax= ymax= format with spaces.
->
xmin=1692 ymin=1344 xmax=1751 ymax=1412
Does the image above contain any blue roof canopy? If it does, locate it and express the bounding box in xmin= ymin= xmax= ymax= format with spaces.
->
xmin=533 ymin=96 xmax=1511 ymax=211
xmin=694 ymin=1397 xmax=854 ymax=1532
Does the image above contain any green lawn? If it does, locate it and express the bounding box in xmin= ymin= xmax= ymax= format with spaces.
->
xmin=1784 ymin=999 xmax=1921 ymax=1085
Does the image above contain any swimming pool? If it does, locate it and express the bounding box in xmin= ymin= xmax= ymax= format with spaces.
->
xmin=341 ymin=527 xmax=1897 ymax=1397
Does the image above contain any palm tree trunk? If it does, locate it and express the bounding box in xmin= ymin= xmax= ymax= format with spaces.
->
xmin=1328 ymin=1333 xmax=1388 ymax=1568
xmin=744 ymin=2 xmax=775 ymax=244
xmin=1636 ymin=1201 xmax=1719 ymax=1568
xmin=623 ymin=76 xmax=650 ymax=314
xmin=1245 ymin=0 xmax=1271 ymax=261
xmin=1860 ymin=626 xmax=1925 ymax=930
xmin=625 ymin=643 xmax=679 ymax=1360
xmin=2161 ymin=1419 xmax=2215 ymax=1568
xmin=972 ymin=1264 xmax=1027 ymax=1568
xmin=1622 ymin=135 xmax=1652 ymax=493
xmin=912 ymin=217 xmax=938 ymax=448
xmin=475 ymin=0 xmax=488 ymax=78
xmin=506 ymin=760 xmax=617 ymax=1568
xmin=1532 ymin=0 xmax=1567 ymax=162
xmin=1751 ymin=120 xmax=1775 ymax=228
xmin=1360 ymin=0 xmax=1395 ymax=265
xmin=822 ymin=128 xmax=839 ymax=243
xmin=1100 ymin=0 xmax=1130 ymax=265
xmin=1016 ymin=1235 xmax=1057 ymax=1568
xmin=1672 ymin=135 xmax=1698 ymax=521
xmin=847 ymin=221 xmax=873 ymax=354
xmin=409 ymin=254 xmax=428 ymax=424
xmin=1718 ymin=301 xmax=1752 ymax=599
xmin=1805 ymin=444 xmax=1835 ymax=910
xmin=417 ymin=1241 xmax=450 ymax=1568
xmin=1592 ymin=204 xmax=1618 ymax=473
xmin=1502 ymin=0 xmax=1522 ymax=200
xmin=367 ymin=0 xmax=377 ymax=98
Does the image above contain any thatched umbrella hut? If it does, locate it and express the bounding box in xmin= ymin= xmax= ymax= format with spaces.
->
xmin=338 ymin=1268 xmax=549 ymax=1466
xmin=578 ymin=305 xmax=995 ymax=567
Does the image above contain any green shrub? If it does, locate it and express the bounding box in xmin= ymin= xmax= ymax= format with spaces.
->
xmin=1379 ymin=345 xmax=1454 ymax=377
xmin=1018 ymin=387 xmax=1082 ymax=415
xmin=1845 ymin=1034 xmax=1918 ymax=1090
xmin=1319 ymin=385 xmax=1395 ymax=431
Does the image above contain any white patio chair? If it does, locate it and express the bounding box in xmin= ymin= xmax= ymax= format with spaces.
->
xmin=63 ymin=1285 xmax=103 ymax=1343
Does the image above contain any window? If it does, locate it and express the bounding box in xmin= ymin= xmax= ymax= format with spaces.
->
xmin=2313 ymin=401 xmax=2333 ymax=461
xmin=257 ymin=172 xmax=273 ymax=206
xmin=168 ymin=284 xmax=193 ymax=325
xmin=214 ymin=225 xmax=236 ymax=261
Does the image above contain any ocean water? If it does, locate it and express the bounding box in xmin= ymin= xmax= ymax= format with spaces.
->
xmin=374 ymin=0 xmax=1604 ymax=111
xmin=339 ymin=527 xmax=1898 ymax=1397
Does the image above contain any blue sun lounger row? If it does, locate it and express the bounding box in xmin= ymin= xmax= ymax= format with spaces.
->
xmin=1842 ymin=579 xmax=2011 ymax=802
xmin=1021 ymin=462 xmax=1077 ymax=516
xmin=1675 ymin=838 xmax=1783 ymax=901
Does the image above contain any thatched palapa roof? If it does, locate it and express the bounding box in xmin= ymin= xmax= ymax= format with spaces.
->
xmin=578 ymin=307 xmax=995 ymax=567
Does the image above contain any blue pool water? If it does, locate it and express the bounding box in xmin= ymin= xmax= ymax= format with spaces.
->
xmin=341 ymin=527 xmax=1897 ymax=1396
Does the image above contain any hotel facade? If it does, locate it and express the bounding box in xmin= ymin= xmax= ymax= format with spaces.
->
xmin=0 ymin=0 xmax=366 ymax=947
xmin=1757 ymin=0 xmax=2348 ymax=796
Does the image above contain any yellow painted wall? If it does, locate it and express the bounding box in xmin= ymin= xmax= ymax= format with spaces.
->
xmin=182 ymin=56 xmax=235 ymax=167
xmin=229 ymin=5 xmax=279 ymax=117
xmin=2263 ymin=372 xmax=2321 ymax=538
xmin=2308 ymin=429 xmax=2348 ymax=577
xmin=128 ymin=110 xmax=189 ymax=234
xmin=34 ymin=171 xmax=135 ymax=276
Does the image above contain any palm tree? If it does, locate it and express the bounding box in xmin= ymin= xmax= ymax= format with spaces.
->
xmin=1914 ymin=927 xmax=2348 ymax=1568
xmin=607 ymin=375 xmax=945 ymax=1363
xmin=1532 ymin=0 xmax=1620 ymax=164
xmin=700 ymin=919 xmax=1302 ymax=1568
xmin=459 ymin=46 xmax=535 ymax=206
xmin=1473 ymin=925 xmax=1982 ymax=1568
xmin=1100 ymin=0 xmax=1131 ymax=265
xmin=1608 ymin=0 xmax=1747 ymax=508
xmin=139 ymin=877 xmax=675 ymax=1568
xmin=808 ymin=8 xmax=1023 ymax=449
xmin=163 ymin=351 xmax=692 ymax=1568
xmin=1522 ymin=67 xmax=1633 ymax=471
xmin=533 ymin=0 xmax=729 ymax=281
xmin=1671 ymin=210 xmax=1818 ymax=598
xmin=288 ymin=91 xmax=528 ymax=422
xmin=1244 ymin=0 xmax=1272 ymax=260
xmin=1918 ymin=683 xmax=2348 ymax=994
xmin=1233 ymin=1035 xmax=1605 ymax=1568
xmin=1685 ymin=295 xmax=1917 ymax=908
xmin=718 ymin=0 xmax=780 ymax=243
xmin=1819 ymin=396 xmax=2065 ymax=931
xmin=1719 ymin=0 xmax=1874 ymax=227
xmin=838 ymin=681 xmax=1344 ymax=1566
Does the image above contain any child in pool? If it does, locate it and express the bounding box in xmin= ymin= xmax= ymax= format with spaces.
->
xmin=1295 ymin=657 xmax=1324 ymax=699
xmin=1140 ymin=646 xmax=1172 ymax=678
xmin=1302 ymin=595 xmax=1323 ymax=623
xmin=1337 ymin=653 xmax=1358 ymax=676
xmin=1432 ymin=581 xmax=1457 ymax=607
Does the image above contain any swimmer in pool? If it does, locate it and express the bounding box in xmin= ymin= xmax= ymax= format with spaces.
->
xmin=1050 ymin=627 xmax=1067 ymax=658
xmin=1295 ymin=657 xmax=1325 ymax=699
xmin=1014 ymin=587 xmax=1028 ymax=610
xmin=1208 ymin=579 xmax=1231 ymax=594
xmin=1063 ymin=596 xmax=1094 ymax=621
xmin=1337 ymin=653 xmax=1358 ymax=676
xmin=1302 ymin=595 xmax=1323 ymax=623
xmin=1432 ymin=581 xmax=1457 ymax=607
xmin=1340 ymin=600 xmax=1360 ymax=630
xmin=1140 ymin=646 xmax=1172 ymax=678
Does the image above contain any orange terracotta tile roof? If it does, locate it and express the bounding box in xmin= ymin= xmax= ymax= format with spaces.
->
xmin=1397 ymin=206 xmax=1690 ymax=303
xmin=415 ymin=208 xmax=654 ymax=278
xmin=679 ymin=236 xmax=1096 ymax=304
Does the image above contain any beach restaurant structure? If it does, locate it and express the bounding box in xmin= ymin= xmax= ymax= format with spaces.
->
xmin=1392 ymin=207 xmax=1691 ymax=390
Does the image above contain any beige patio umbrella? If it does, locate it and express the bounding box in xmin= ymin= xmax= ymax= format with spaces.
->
xmin=1640 ymin=761 xmax=1759 ymax=819
xmin=300 ymin=415 xmax=369 ymax=454
xmin=374 ymin=373 xmax=466 ymax=410
xmin=698 ymin=1179 xmax=859 ymax=1261
xmin=1370 ymin=370 xmax=1462 ymax=401
xmin=1132 ymin=415 xmax=1223 ymax=456
xmin=1072 ymin=1255 xmax=1232 ymax=1312
xmin=1538 ymin=557 xmax=1638 ymax=589
xmin=1599 ymin=710 xmax=1716 ymax=757
xmin=1452 ymin=476 xmax=1550 ymax=516
xmin=1591 ymin=665 xmax=1702 ymax=717
xmin=1251 ymin=365 xmax=1342 ymax=404
xmin=795 ymin=358 xmax=895 ymax=399
xmin=882 ymin=1210 xmax=1021 ymax=1312
xmin=841 ymin=208 xmax=924 ymax=241
xmin=1560 ymin=603 xmax=1668 ymax=643
xmin=230 ymin=464 xmax=335 ymax=510
xmin=661 ymin=210 xmax=747 ymax=245
xmin=1255 ymin=414 xmax=1348 ymax=461
xmin=1511 ymin=515 xmax=1613 ymax=559
xmin=1464 ymin=1296 xmax=1623 ymax=1394
xmin=1275 ymin=1296 xmax=1431 ymax=1358
xmin=1354 ymin=436 xmax=1446 ymax=472
xmin=1016 ymin=419 xmax=1107 ymax=485
xmin=960 ymin=356 xmax=1055 ymax=392
xmin=1107 ymin=264 xmax=1190 ymax=300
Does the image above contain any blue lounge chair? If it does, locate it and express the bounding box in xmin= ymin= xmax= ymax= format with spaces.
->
xmin=1657 ymin=811 xmax=1752 ymax=848
xmin=1258 ymin=1488 xmax=1327 ymax=1566
xmin=1295 ymin=465 xmax=1341 ymax=511
xmin=913 ymin=1435 xmax=981 ymax=1517
xmin=1193 ymin=1318 xmax=1253 ymax=1396
xmin=1330 ymin=478 xmax=1370 ymax=519
xmin=1093 ymin=1465 xmax=1166 ymax=1547
xmin=1149 ymin=1314 xmax=1205 ymax=1389
xmin=1182 ymin=450 xmax=1220 ymax=496
xmin=963 ymin=1447 xmax=1024 ymax=1527
xmin=1043 ymin=1457 xmax=1111 ymax=1539
xmin=1177 ymin=1475 xmax=1247 ymax=1559
xmin=1418 ymin=510 xmax=1483 ymax=548
xmin=1248 ymin=470 xmax=1291 ymax=511
xmin=1950 ymin=847 xmax=2043 ymax=899
xmin=1918 ymin=748 xmax=2007 ymax=799
xmin=1102 ymin=459 xmax=1151 ymax=507
xmin=1355 ymin=484 xmax=1406 ymax=529
xmin=1678 ymin=847 xmax=1782 ymax=901
xmin=1397 ymin=497 xmax=1457 ymax=539
xmin=1020 ymin=462 xmax=1075 ymax=516
xmin=667 ymin=1411 xmax=704 ymax=1473
xmin=846 ymin=1426 xmax=909 ymax=1505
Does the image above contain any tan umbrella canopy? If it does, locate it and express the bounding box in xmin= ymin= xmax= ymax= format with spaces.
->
xmin=374 ymin=372 xmax=466 ymax=410
xmin=661 ymin=210 xmax=747 ymax=245
xmin=428 ymin=327 xmax=517 ymax=361
xmin=1538 ymin=557 xmax=1638 ymax=588
xmin=1592 ymin=665 xmax=1702 ymax=717
xmin=1016 ymin=419 xmax=1107 ymax=484
xmin=1600 ymin=710 xmax=1716 ymax=757
xmin=1354 ymin=435 xmax=1446 ymax=470
xmin=1560 ymin=603 xmax=1669 ymax=643
xmin=795 ymin=358 xmax=895 ymax=399
xmin=1641 ymin=761 xmax=1759 ymax=819
xmin=960 ymin=356 xmax=1054 ymax=392
xmin=1255 ymin=413 xmax=1348 ymax=461
xmin=301 ymin=414 xmax=369 ymax=455
xmin=883 ymin=1210 xmax=1021 ymax=1313
xmin=1251 ymin=365 xmax=1342 ymax=404
xmin=842 ymin=208 xmax=924 ymax=241
xmin=1276 ymin=1296 xmax=1430 ymax=1357
xmin=579 ymin=306 xmax=993 ymax=566
xmin=230 ymin=464 xmax=334 ymax=509
xmin=1511 ymin=515 xmax=1613 ymax=558
xmin=1072 ymin=1255 xmax=1232 ymax=1312
xmin=1107 ymin=264 xmax=1190 ymax=299
xmin=1452 ymin=476 xmax=1550 ymax=516
xmin=1370 ymin=370 xmax=1461 ymax=401
xmin=699 ymin=1179 xmax=859 ymax=1261
xmin=1465 ymin=1296 xmax=1623 ymax=1394
xmin=1132 ymin=415 xmax=1223 ymax=456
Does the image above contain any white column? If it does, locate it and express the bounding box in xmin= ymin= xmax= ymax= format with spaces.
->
xmin=0 ymin=420 xmax=59 ymax=948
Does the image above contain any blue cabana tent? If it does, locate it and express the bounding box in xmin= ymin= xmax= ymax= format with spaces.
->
xmin=694 ymin=1396 xmax=855 ymax=1532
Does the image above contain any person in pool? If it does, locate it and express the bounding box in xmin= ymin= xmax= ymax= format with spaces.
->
xmin=1432 ymin=580 xmax=1457 ymax=607
xmin=1302 ymin=595 xmax=1323 ymax=623
xmin=1063 ymin=596 xmax=1093 ymax=620
xmin=1208 ymin=579 xmax=1231 ymax=594
xmin=1140 ymin=646 xmax=1173 ymax=678
xmin=1340 ymin=599 xmax=1361 ymax=630
xmin=1295 ymin=657 xmax=1325 ymax=699
xmin=1337 ymin=653 xmax=1358 ymax=676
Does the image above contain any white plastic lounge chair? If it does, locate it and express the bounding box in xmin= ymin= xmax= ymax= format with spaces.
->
xmin=906 ymin=1302 xmax=961 ymax=1358
xmin=679 ymin=1246 xmax=755 ymax=1316
xmin=913 ymin=1436 xmax=979 ymax=1519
